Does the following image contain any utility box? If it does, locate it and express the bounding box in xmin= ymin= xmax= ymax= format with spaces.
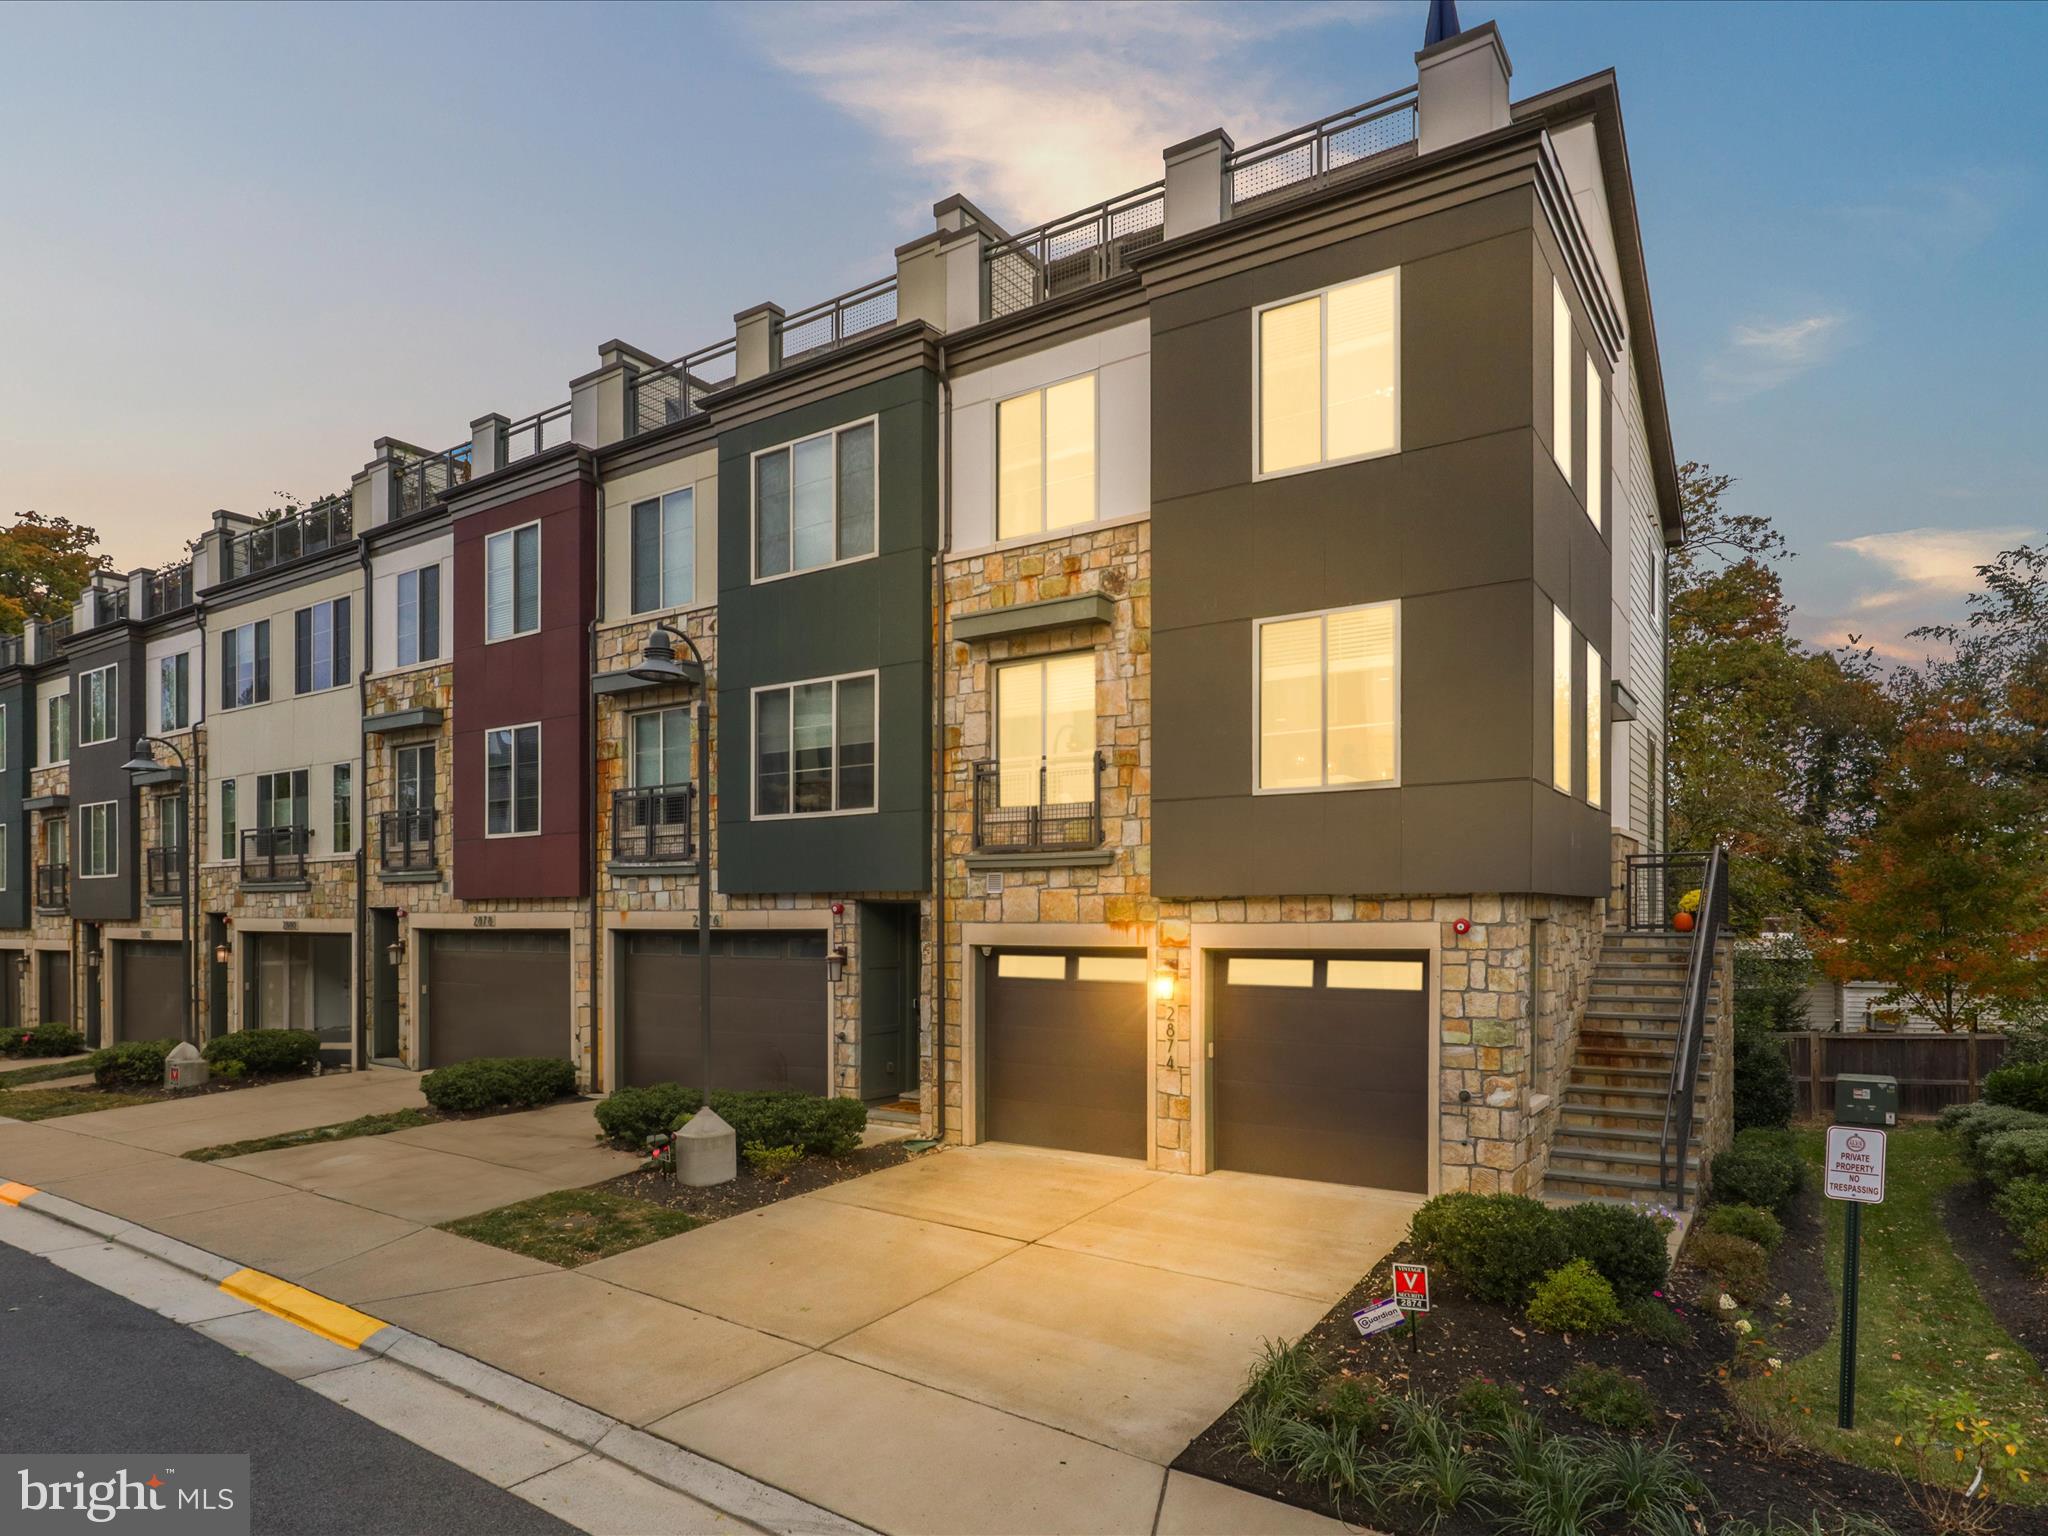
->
xmin=165 ymin=1040 xmax=209 ymax=1091
xmin=1834 ymin=1073 xmax=1897 ymax=1128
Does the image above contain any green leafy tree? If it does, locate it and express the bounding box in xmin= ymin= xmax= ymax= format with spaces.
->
xmin=0 ymin=511 xmax=109 ymax=633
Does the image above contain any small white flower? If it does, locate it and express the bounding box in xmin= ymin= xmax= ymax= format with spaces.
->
xmin=1718 ymin=1293 xmax=1737 ymax=1311
xmin=1735 ymin=1319 xmax=1753 ymax=1335
xmin=1767 ymin=1357 xmax=1783 ymax=1370
xmin=1776 ymin=1293 xmax=1793 ymax=1309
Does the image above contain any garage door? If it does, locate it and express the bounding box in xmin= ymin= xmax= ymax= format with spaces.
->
xmin=117 ymin=941 xmax=186 ymax=1043
xmin=424 ymin=930 xmax=571 ymax=1067
xmin=1212 ymin=952 xmax=1429 ymax=1191
xmin=984 ymin=950 xmax=1147 ymax=1159
xmin=620 ymin=930 xmax=828 ymax=1094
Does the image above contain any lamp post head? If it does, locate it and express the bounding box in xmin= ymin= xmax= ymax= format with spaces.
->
xmin=629 ymin=626 xmax=705 ymax=688
xmin=120 ymin=737 xmax=160 ymax=776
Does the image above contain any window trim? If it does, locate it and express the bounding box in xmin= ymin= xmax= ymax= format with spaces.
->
xmin=1250 ymin=599 xmax=1403 ymax=796
xmin=332 ymin=761 xmax=354 ymax=855
xmin=1250 ymin=268 xmax=1403 ymax=482
xmin=993 ymin=649 xmax=1098 ymax=807
xmin=44 ymin=694 xmax=69 ymax=767
xmin=158 ymin=650 xmax=192 ymax=732
xmin=218 ymin=619 xmax=270 ymax=712
xmin=627 ymin=705 xmax=694 ymax=788
xmin=628 ymin=485 xmax=698 ymax=616
xmin=748 ymin=415 xmax=882 ymax=585
xmin=994 ymin=370 xmax=1102 ymax=542
xmin=395 ymin=562 xmax=441 ymax=668
xmin=1551 ymin=604 xmax=1575 ymax=796
xmin=748 ymin=669 xmax=881 ymax=821
xmin=0 ymin=701 xmax=8 ymax=774
xmin=1583 ymin=353 xmax=1603 ymax=533
xmin=293 ymin=596 xmax=352 ymax=696
xmin=395 ymin=742 xmax=436 ymax=814
xmin=77 ymin=665 xmax=119 ymax=747
xmin=483 ymin=722 xmax=543 ymax=838
xmin=1585 ymin=637 xmax=1605 ymax=811
xmin=484 ymin=521 xmax=543 ymax=644
xmin=78 ymin=801 xmax=118 ymax=880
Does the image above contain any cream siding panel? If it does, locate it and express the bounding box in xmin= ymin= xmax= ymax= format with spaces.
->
xmin=144 ymin=629 xmax=205 ymax=736
xmin=600 ymin=447 xmax=718 ymax=619
xmin=369 ymin=531 xmax=452 ymax=675
xmin=35 ymin=675 xmax=71 ymax=766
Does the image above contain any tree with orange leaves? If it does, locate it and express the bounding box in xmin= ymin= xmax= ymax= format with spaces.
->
xmin=0 ymin=510 xmax=108 ymax=632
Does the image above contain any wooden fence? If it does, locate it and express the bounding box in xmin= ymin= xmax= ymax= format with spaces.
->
xmin=1776 ymin=1030 xmax=2010 ymax=1118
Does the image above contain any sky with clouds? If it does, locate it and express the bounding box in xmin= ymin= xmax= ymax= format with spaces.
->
xmin=1 ymin=0 xmax=2041 ymax=662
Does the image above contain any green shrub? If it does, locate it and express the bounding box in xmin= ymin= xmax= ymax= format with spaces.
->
xmin=1700 ymin=1201 xmax=1784 ymax=1252
xmin=2001 ymin=1015 xmax=2048 ymax=1067
xmin=1409 ymin=1192 xmax=1569 ymax=1306
xmin=214 ymin=1058 xmax=247 ymax=1081
xmin=1558 ymin=1364 xmax=1655 ymax=1430
xmin=1942 ymin=1102 xmax=2048 ymax=1172
xmin=1450 ymin=1376 xmax=1521 ymax=1430
xmin=1687 ymin=1230 xmax=1769 ymax=1303
xmin=695 ymin=1089 xmax=866 ymax=1158
xmin=593 ymin=1083 xmax=697 ymax=1146
xmin=1984 ymin=1061 xmax=2048 ymax=1115
xmin=1526 ymin=1259 xmax=1624 ymax=1334
xmin=1993 ymin=1176 xmax=2048 ymax=1275
xmin=743 ymin=1141 xmax=802 ymax=1180
xmin=4 ymin=1023 xmax=84 ymax=1058
xmin=89 ymin=1040 xmax=175 ymax=1089
xmin=1623 ymin=1294 xmax=1690 ymax=1346
xmin=1313 ymin=1375 xmax=1383 ymax=1433
xmin=1733 ymin=1024 xmax=1798 ymax=1132
xmin=1558 ymin=1201 xmax=1669 ymax=1299
xmin=1981 ymin=1128 xmax=2048 ymax=1190
xmin=1734 ymin=941 xmax=1814 ymax=1034
xmin=1710 ymin=1129 xmax=1804 ymax=1217
xmin=421 ymin=1057 xmax=575 ymax=1112
xmin=202 ymin=1028 xmax=321 ymax=1076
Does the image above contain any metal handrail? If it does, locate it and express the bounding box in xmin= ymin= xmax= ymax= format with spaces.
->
xmin=611 ymin=784 xmax=695 ymax=863
xmin=505 ymin=401 xmax=573 ymax=464
xmin=971 ymin=754 xmax=1105 ymax=854
xmin=34 ymin=863 xmax=68 ymax=911
xmin=984 ymin=183 xmax=1165 ymax=320
xmin=626 ymin=338 xmax=738 ymax=439
xmin=240 ymin=825 xmax=310 ymax=884
xmin=144 ymin=563 xmax=195 ymax=618
xmin=378 ymin=809 xmax=437 ymax=873
xmin=395 ymin=443 xmax=472 ymax=519
xmin=780 ymin=274 xmax=899 ymax=362
xmin=1226 ymin=86 xmax=1419 ymax=208
xmin=227 ymin=498 xmax=353 ymax=580
xmin=1621 ymin=852 xmax=1710 ymax=933
xmin=1658 ymin=845 xmax=1728 ymax=1209
xmin=146 ymin=845 xmax=185 ymax=898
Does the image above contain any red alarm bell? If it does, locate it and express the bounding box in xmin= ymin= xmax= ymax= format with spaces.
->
xmin=1452 ymin=917 xmax=1471 ymax=935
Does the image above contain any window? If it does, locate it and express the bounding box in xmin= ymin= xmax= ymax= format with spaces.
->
xmin=0 ymin=702 xmax=7 ymax=772
xmin=219 ymin=780 xmax=236 ymax=860
xmin=1256 ymin=270 xmax=1399 ymax=476
xmin=159 ymin=652 xmax=190 ymax=730
xmin=752 ymin=420 xmax=876 ymax=580
xmin=219 ymin=621 xmax=271 ymax=710
xmin=997 ymin=375 xmax=1096 ymax=539
xmin=1256 ymin=603 xmax=1399 ymax=792
xmin=1552 ymin=279 xmax=1573 ymax=480
xmin=485 ymin=523 xmax=541 ymax=640
xmin=396 ymin=564 xmax=440 ymax=666
xmin=294 ymin=597 xmax=352 ymax=694
xmin=486 ymin=725 xmax=541 ymax=835
xmin=332 ymin=763 xmax=353 ymax=854
xmin=256 ymin=770 xmax=307 ymax=831
xmin=45 ymin=695 xmax=69 ymax=765
xmin=158 ymin=793 xmax=186 ymax=852
xmin=1552 ymin=605 xmax=1573 ymax=794
xmin=78 ymin=666 xmax=117 ymax=746
xmin=0 ymin=826 xmax=7 ymax=890
xmin=1584 ymin=355 xmax=1603 ymax=529
xmin=79 ymin=802 xmax=115 ymax=878
xmin=630 ymin=707 xmax=692 ymax=788
xmin=46 ymin=814 xmax=68 ymax=869
xmin=396 ymin=744 xmax=435 ymax=814
xmin=752 ymin=673 xmax=876 ymax=817
xmin=631 ymin=489 xmax=695 ymax=613
xmin=995 ymin=654 xmax=1094 ymax=808
xmin=1585 ymin=639 xmax=1604 ymax=809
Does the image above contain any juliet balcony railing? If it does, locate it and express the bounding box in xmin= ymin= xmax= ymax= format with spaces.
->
xmin=34 ymin=863 xmax=68 ymax=912
xmin=984 ymin=184 xmax=1165 ymax=320
xmin=611 ymin=784 xmax=695 ymax=865
xmin=226 ymin=498 xmax=353 ymax=580
xmin=146 ymin=845 xmax=185 ymax=899
xmin=378 ymin=809 xmax=438 ymax=875
xmin=971 ymin=754 xmax=1106 ymax=855
xmin=395 ymin=443 xmax=472 ymax=520
xmin=240 ymin=826 xmax=309 ymax=886
xmin=626 ymin=339 xmax=738 ymax=440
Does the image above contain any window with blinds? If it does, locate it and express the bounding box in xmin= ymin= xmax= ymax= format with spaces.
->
xmin=752 ymin=421 xmax=877 ymax=581
xmin=1256 ymin=602 xmax=1398 ymax=791
xmin=995 ymin=653 xmax=1095 ymax=808
xmin=1256 ymin=270 xmax=1399 ymax=476
xmin=486 ymin=523 xmax=541 ymax=641
xmin=631 ymin=488 xmax=694 ymax=613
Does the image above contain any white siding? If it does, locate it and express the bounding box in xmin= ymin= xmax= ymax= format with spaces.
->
xmin=35 ymin=674 xmax=70 ymax=766
xmin=369 ymin=532 xmax=453 ymax=675
xmin=144 ymin=628 xmax=205 ymax=737
xmin=600 ymin=446 xmax=718 ymax=621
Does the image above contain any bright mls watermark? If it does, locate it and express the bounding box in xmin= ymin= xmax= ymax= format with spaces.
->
xmin=5 ymin=1456 xmax=248 ymax=1535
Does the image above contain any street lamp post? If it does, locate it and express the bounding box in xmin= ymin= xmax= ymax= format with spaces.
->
xmin=121 ymin=735 xmax=195 ymax=1044
xmin=629 ymin=626 xmax=733 ymax=1184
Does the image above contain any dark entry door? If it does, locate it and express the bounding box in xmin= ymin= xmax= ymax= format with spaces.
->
xmin=0 ymin=951 xmax=19 ymax=1033
xmin=1211 ymin=952 xmax=1430 ymax=1191
xmin=983 ymin=950 xmax=1147 ymax=1159
xmin=620 ymin=930 xmax=827 ymax=1093
xmin=117 ymin=941 xmax=185 ymax=1043
xmin=40 ymin=951 xmax=71 ymax=1029
xmin=370 ymin=910 xmax=400 ymax=1059
xmin=423 ymin=929 xmax=571 ymax=1067
xmin=858 ymin=903 xmax=915 ymax=1101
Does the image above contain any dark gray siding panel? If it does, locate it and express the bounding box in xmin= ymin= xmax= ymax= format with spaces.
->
xmin=0 ymin=675 xmax=31 ymax=930
xmin=64 ymin=629 xmax=145 ymax=923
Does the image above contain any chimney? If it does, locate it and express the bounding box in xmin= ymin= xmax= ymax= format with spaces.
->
xmin=734 ymin=303 xmax=785 ymax=384
xmin=1415 ymin=19 xmax=1512 ymax=157
xmin=1162 ymin=128 xmax=1234 ymax=240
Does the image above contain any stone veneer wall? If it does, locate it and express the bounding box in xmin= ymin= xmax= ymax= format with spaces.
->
xmin=13 ymin=766 xmax=73 ymax=1030
xmin=133 ymin=726 xmax=205 ymax=943
xmin=1521 ymin=894 xmax=1604 ymax=1193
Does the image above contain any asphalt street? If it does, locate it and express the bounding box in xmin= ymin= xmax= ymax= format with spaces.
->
xmin=0 ymin=1242 xmax=579 ymax=1536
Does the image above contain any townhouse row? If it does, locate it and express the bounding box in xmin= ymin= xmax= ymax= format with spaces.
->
xmin=3 ymin=19 xmax=1683 ymax=1198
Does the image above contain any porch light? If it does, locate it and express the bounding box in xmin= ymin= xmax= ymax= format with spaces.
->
xmin=1153 ymin=968 xmax=1177 ymax=1002
xmin=213 ymin=941 xmax=231 ymax=966
xmin=385 ymin=938 xmax=405 ymax=968
xmin=629 ymin=626 xmax=705 ymax=689
xmin=827 ymin=944 xmax=849 ymax=984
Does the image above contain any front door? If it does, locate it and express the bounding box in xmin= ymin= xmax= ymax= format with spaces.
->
xmin=371 ymin=910 xmax=401 ymax=1060
xmin=248 ymin=932 xmax=351 ymax=1063
xmin=859 ymin=902 xmax=916 ymax=1102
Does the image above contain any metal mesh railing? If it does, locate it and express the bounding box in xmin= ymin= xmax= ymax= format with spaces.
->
xmin=971 ymin=755 xmax=1105 ymax=854
xmin=396 ymin=444 xmax=472 ymax=519
xmin=0 ymin=635 xmax=21 ymax=670
xmin=780 ymin=275 xmax=900 ymax=363
xmin=144 ymin=563 xmax=194 ymax=617
xmin=628 ymin=339 xmax=738 ymax=439
xmin=985 ymin=186 xmax=1165 ymax=321
xmin=506 ymin=401 xmax=573 ymax=464
xmin=611 ymin=784 xmax=695 ymax=864
xmin=1227 ymin=88 xmax=1418 ymax=209
xmin=1622 ymin=852 xmax=1711 ymax=933
xmin=226 ymin=498 xmax=353 ymax=580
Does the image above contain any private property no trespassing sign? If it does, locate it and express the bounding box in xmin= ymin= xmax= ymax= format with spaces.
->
xmin=1824 ymin=1124 xmax=1887 ymax=1205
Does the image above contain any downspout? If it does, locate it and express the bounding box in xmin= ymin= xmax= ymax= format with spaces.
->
xmin=195 ymin=604 xmax=208 ymax=1041
xmin=931 ymin=344 xmax=950 ymax=1141
xmin=355 ymin=531 xmax=370 ymax=1069
xmin=588 ymin=464 xmax=604 ymax=1094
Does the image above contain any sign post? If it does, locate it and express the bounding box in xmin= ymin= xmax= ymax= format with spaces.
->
xmin=1823 ymin=1123 xmax=1887 ymax=1429
xmin=1392 ymin=1262 xmax=1429 ymax=1363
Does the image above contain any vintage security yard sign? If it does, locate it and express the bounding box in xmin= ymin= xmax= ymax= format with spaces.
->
xmin=1391 ymin=1262 xmax=1431 ymax=1312
xmin=1352 ymin=1299 xmax=1405 ymax=1337
xmin=1824 ymin=1125 xmax=1887 ymax=1204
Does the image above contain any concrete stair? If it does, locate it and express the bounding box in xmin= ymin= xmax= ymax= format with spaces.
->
xmin=1544 ymin=929 xmax=1726 ymax=1205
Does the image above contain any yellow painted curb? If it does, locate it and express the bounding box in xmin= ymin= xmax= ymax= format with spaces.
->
xmin=220 ymin=1267 xmax=387 ymax=1350
xmin=0 ymin=1181 xmax=37 ymax=1206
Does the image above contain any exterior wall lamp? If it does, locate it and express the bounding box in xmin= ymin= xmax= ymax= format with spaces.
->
xmin=385 ymin=938 xmax=405 ymax=968
xmin=1152 ymin=967 xmax=1177 ymax=1002
xmin=827 ymin=944 xmax=849 ymax=984
xmin=213 ymin=940 xmax=232 ymax=967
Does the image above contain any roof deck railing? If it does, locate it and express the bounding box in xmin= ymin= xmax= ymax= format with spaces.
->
xmin=143 ymin=562 xmax=195 ymax=618
xmin=983 ymin=181 xmax=1166 ymax=322
xmin=226 ymin=496 xmax=354 ymax=580
xmin=1226 ymin=86 xmax=1419 ymax=209
xmin=395 ymin=441 xmax=472 ymax=519
xmin=626 ymin=337 xmax=738 ymax=440
xmin=505 ymin=400 xmax=574 ymax=465
xmin=780 ymin=274 xmax=899 ymax=364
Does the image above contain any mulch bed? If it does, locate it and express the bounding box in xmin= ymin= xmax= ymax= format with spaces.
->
xmin=1762 ymin=1183 xmax=1833 ymax=1358
xmin=1943 ymin=1180 xmax=2048 ymax=1367
xmin=1173 ymin=1235 xmax=1953 ymax=1535
xmin=607 ymin=1136 xmax=929 ymax=1223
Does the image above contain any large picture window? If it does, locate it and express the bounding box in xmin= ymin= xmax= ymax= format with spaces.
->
xmin=752 ymin=673 xmax=876 ymax=817
xmin=294 ymin=597 xmax=351 ymax=694
xmin=256 ymin=770 xmax=307 ymax=832
xmin=79 ymin=802 xmax=116 ymax=878
xmin=1256 ymin=602 xmax=1398 ymax=791
xmin=396 ymin=744 xmax=435 ymax=814
xmin=78 ymin=666 xmax=117 ymax=746
xmin=396 ymin=564 xmax=440 ymax=666
xmin=485 ymin=523 xmax=541 ymax=641
xmin=752 ymin=421 xmax=876 ymax=580
xmin=1256 ymin=270 xmax=1399 ymax=476
xmin=631 ymin=489 xmax=695 ymax=612
xmin=997 ymin=375 xmax=1096 ymax=540
xmin=219 ymin=621 xmax=270 ymax=711
xmin=995 ymin=654 xmax=1095 ymax=808
xmin=486 ymin=724 xmax=541 ymax=836
xmin=630 ymin=707 xmax=692 ymax=788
